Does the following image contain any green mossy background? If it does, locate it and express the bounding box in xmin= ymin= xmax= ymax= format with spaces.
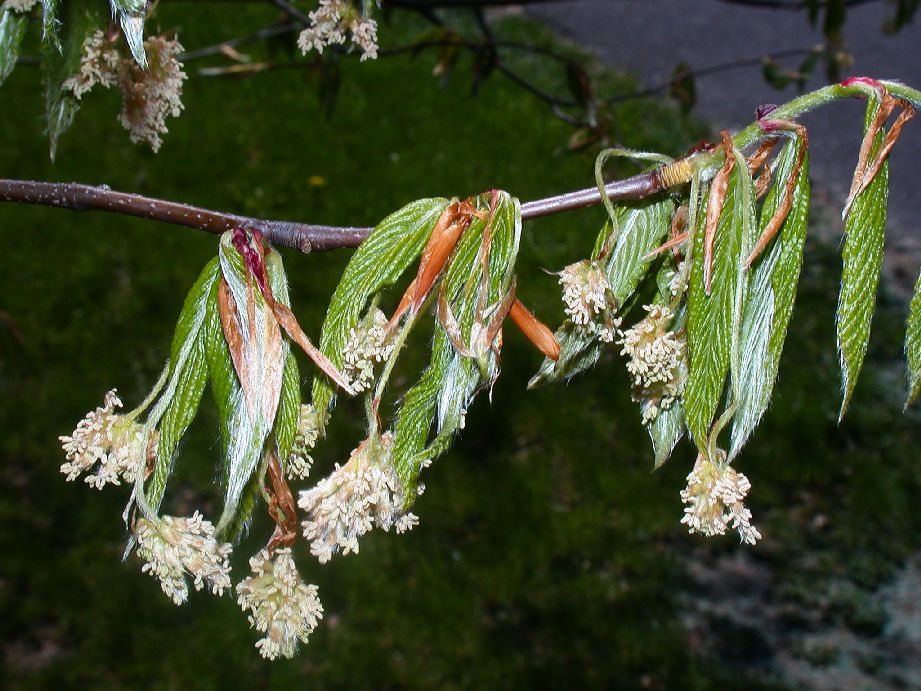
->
xmin=2 ymin=5 xmax=920 ymax=689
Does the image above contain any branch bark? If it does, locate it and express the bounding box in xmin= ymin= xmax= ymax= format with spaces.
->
xmin=0 ymin=173 xmax=663 ymax=252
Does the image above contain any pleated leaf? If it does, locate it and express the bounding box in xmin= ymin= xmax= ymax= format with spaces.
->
xmin=144 ymin=258 xmax=220 ymax=511
xmin=435 ymin=192 xmax=520 ymax=433
xmin=529 ymin=195 xmax=673 ymax=388
xmin=41 ymin=0 xmax=102 ymax=159
xmin=0 ymin=6 xmax=29 ymax=86
xmin=215 ymin=234 xmax=286 ymax=531
xmin=730 ymin=140 xmax=810 ymax=458
xmin=904 ymin=268 xmax=921 ymax=406
xmin=393 ymin=193 xmax=520 ymax=492
xmin=648 ymin=402 xmax=686 ymax=469
xmin=685 ymin=166 xmax=750 ymax=448
xmin=312 ymin=197 xmax=449 ymax=421
xmin=837 ymin=99 xmax=889 ymax=419
xmin=111 ymin=0 xmax=146 ymax=67
xmin=265 ymin=247 xmax=300 ymax=465
xmin=41 ymin=0 xmax=59 ymax=49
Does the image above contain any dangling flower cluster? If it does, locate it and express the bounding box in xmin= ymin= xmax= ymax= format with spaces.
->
xmin=558 ymin=259 xmax=620 ymax=341
xmin=298 ymin=433 xmax=418 ymax=563
xmin=680 ymin=451 xmax=761 ymax=545
xmin=6 ymin=0 xmax=39 ymax=13
xmin=618 ymin=304 xmax=686 ymax=423
xmin=62 ymin=30 xmax=120 ymax=99
xmin=59 ymin=389 xmax=156 ymax=489
xmin=297 ymin=0 xmax=379 ymax=61
xmin=342 ymin=308 xmax=395 ymax=393
xmin=236 ymin=548 xmax=324 ymax=660
xmin=117 ymin=35 xmax=187 ymax=152
xmin=135 ymin=512 xmax=233 ymax=605
xmin=64 ymin=31 xmax=186 ymax=152
xmin=288 ymin=403 xmax=321 ymax=481
xmin=669 ymin=260 xmax=689 ymax=297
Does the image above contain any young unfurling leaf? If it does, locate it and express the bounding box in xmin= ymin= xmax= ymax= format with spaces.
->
xmin=391 ymin=192 xmax=520 ymax=494
xmin=529 ymin=196 xmax=673 ymax=388
xmin=685 ymin=158 xmax=753 ymax=449
xmin=0 ymin=4 xmax=29 ymax=86
xmin=143 ymin=258 xmax=221 ymax=512
xmin=904 ymin=268 xmax=921 ymax=407
xmin=837 ymin=97 xmax=889 ymax=419
xmin=312 ymin=198 xmax=449 ymax=424
xmin=41 ymin=0 xmax=104 ymax=158
xmin=730 ymin=138 xmax=810 ymax=458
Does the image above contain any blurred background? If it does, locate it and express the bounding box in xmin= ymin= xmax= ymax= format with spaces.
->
xmin=2 ymin=1 xmax=921 ymax=688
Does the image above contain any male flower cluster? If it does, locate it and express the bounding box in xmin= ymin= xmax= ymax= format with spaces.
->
xmin=297 ymin=0 xmax=379 ymax=61
xmin=236 ymin=548 xmax=324 ymax=660
xmin=6 ymin=0 xmax=39 ymax=13
xmin=342 ymin=308 xmax=395 ymax=393
xmin=59 ymin=389 xmax=156 ymax=489
xmin=618 ymin=304 xmax=686 ymax=423
xmin=64 ymin=31 xmax=187 ymax=151
xmin=680 ymin=451 xmax=761 ymax=545
xmin=558 ymin=259 xmax=620 ymax=341
xmin=298 ymin=433 xmax=418 ymax=563
xmin=288 ymin=403 xmax=322 ymax=480
xmin=135 ymin=512 xmax=234 ymax=605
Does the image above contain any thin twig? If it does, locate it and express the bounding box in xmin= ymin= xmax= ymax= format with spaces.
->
xmin=0 ymin=180 xmax=368 ymax=252
xmin=0 ymin=173 xmax=663 ymax=252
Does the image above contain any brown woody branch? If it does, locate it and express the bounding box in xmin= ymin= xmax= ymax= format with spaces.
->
xmin=0 ymin=173 xmax=664 ymax=252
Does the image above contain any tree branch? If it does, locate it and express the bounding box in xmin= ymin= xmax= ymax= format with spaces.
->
xmin=0 ymin=180 xmax=368 ymax=252
xmin=0 ymin=174 xmax=663 ymax=252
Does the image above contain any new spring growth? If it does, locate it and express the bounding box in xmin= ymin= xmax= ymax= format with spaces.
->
xmin=298 ymin=432 xmax=418 ymax=564
xmin=680 ymin=450 xmax=761 ymax=545
xmin=135 ymin=512 xmax=233 ymax=605
xmin=288 ymin=404 xmax=322 ymax=481
xmin=559 ymin=259 xmax=620 ymax=342
xmin=297 ymin=0 xmax=379 ymax=61
xmin=59 ymin=389 xmax=157 ymax=490
xmin=236 ymin=548 xmax=323 ymax=660
xmin=618 ymin=305 xmax=686 ymax=424
xmin=65 ymin=31 xmax=187 ymax=152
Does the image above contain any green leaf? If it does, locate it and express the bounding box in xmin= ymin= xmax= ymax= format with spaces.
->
xmin=393 ymin=192 xmax=521 ymax=492
xmin=144 ymin=258 xmax=221 ymax=511
xmin=529 ymin=196 xmax=673 ymax=388
xmin=883 ymin=0 xmax=920 ymax=34
xmin=684 ymin=164 xmax=751 ymax=448
xmin=41 ymin=0 xmax=103 ymax=159
xmin=730 ymin=139 xmax=810 ymax=458
xmin=41 ymin=0 xmax=60 ymax=49
xmin=824 ymin=0 xmax=847 ymax=37
xmin=204 ymin=270 xmax=237 ymax=454
xmin=149 ymin=340 xmax=208 ymax=509
xmin=264 ymin=246 xmax=300 ymax=464
xmin=648 ymin=401 xmax=685 ymax=469
xmin=805 ymin=0 xmax=820 ymax=25
xmin=837 ymin=99 xmax=889 ymax=419
xmin=392 ymin=330 xmax=451 ymax=488
xmin=906 ymin=268 xmax=921 ymax=406
xmin=604 ymin=198 xmax=675 ymax=298
xmin=312 ymin=197 xmax=449 ymax=421
xmin=435 ymin=192 xmax=520 ymax=432
xmin=110 ymin=0 xmax=146 ymax=67
xmin=274 ymin=353 xmax=300 ymax=465
xmin=215 ymin=234 xmax=286 ymax=531
xmin=0 ymin=7 xmax=29 ymax=86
